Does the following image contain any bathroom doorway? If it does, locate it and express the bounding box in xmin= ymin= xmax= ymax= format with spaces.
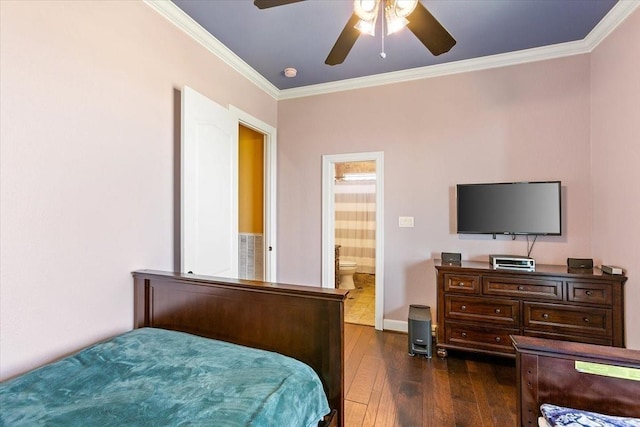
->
xmin=322 ymin=152 xmax=384 ymax=330
xmin=335 ymin=160 xmax=376 ymax=326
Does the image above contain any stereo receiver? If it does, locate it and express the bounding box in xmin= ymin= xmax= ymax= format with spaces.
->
xmin=489 ymin=255 xmax=535 ymax=271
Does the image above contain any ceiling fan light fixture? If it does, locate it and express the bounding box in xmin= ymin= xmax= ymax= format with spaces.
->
xmin=390 ymin=0 xmax=418 ymax=18
xmin=385 ymin=10 xmax=408 ymax=35
xmin=354 ymin=0 xmax=380 ymax=21
xmin=355 ymin=15 xmax=378 ymax=36
xmin=384 ymin=0 xmax=416 ymax=34
xmin=354 ymin=0 xmax=417 ymax=37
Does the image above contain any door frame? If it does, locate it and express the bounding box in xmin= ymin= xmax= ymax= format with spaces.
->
xmin=322 ymin=151 xmax=384 ymax=330
xmin=229 ymin=106 xmax=277 ymax=282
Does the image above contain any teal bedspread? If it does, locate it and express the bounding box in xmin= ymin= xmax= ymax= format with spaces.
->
xmin=0 ymin=328 xmax=330 ymax=426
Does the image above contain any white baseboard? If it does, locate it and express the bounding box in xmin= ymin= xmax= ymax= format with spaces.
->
xmin=383 ymin=319 xmax=408 ymax=333
xmin=383 ymin=319 xmax=438 ymax=337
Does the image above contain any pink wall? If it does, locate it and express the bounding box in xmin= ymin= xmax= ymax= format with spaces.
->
xmin=278 ymin=11 xmax=640 ymax=347
xmin=591 ymin=9 xmax=640 ymax=349
xmin=278 ymin=55 xmax=594 ymax=322
xmin=0 ymin=0 xmax=277 ymax=380
xmin=1 ymin=1 xmax=637 ymax=382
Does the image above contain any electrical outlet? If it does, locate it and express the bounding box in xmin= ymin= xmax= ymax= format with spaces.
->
xmin=399 ymin=216 xmax=414 ymax=227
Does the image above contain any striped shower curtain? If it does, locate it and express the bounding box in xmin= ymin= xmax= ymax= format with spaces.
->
xmin=335 ymin=180 xmax=376 ymax=274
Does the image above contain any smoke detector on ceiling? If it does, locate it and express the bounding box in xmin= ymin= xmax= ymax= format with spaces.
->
xmin=284 ymin=67 xmax=297 ymax=78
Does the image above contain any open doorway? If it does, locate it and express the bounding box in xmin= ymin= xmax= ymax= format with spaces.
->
xmin=238 ymin=125 xmax=265 ymax=280
xmin=335 ymin=161 xmax=376 ymax=326
xmin=322 ymin=152 xmax=384 ymax=330
xmin=230 ymin=107 xmax=277 ymax=283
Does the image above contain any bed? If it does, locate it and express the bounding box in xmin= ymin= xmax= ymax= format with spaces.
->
xmin=512 ymin=335 xmax=640 ymax=427
xmin=1 ymin=270 xmax=348 ymax=426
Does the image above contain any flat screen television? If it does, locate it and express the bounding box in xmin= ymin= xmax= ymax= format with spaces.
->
xmin=456 ymin=181 xmax=561 ymax=236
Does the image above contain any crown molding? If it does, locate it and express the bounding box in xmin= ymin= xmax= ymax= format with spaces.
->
xmin=278 ymin=40 xmax=589 ymax=100
xmin=143 ymin=0 xmax=280 ymax=100
xmin=583 ymin=0 xmax=640 ymax=52
xmin=145 ymin=0 xmax=639 ymax=102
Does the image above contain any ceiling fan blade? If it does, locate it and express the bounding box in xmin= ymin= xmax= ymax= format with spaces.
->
xmin=253 ymin=0 xmax=304 ymax=9
xmin=325 ymin=13 xmax=361 ymax=66
xmin=407 ymin=2 xmax=456 ymax=56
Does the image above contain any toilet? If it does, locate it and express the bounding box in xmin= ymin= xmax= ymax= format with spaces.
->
xmin=338 ymin=260 xmax=358 ymax=289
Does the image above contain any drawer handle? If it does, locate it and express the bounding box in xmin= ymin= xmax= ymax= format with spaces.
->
xmin=461 ymin=305 xmax=467 ymax=310
xmin=585 ymin=290 xmax=593 ymax=296
xmin=583 ymin=317 xmax=590 ymax=323
xmin=495 ymin=308 xmax=501 ymax=314
xmin=495 ymin=337 xmax=502 ymax=343
xmin=461 ymin=332 xmax=467 ymax=338
xmin=542 ymin=313 xmax=549 ymax=319
xmin=458 ymin=282 xmax=465 ymax=287
xmin=518 ymin=286 xmax=524 ymax=291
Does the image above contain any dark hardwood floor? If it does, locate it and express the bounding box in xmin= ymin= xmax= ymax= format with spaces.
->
xmin=344 ymin=323 xmax=518 ymax=427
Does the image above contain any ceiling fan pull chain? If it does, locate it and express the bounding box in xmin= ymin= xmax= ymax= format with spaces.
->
xmin=380 ymin=4 xmax=387 ymax=58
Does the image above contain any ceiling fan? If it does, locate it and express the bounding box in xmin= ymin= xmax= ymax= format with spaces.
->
xmin=253 ymin=0 xmax=456 ymax=66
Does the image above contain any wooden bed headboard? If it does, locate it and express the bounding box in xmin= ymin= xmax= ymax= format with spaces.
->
xmin=512 ymin=335 xmax=640 ymax=427
xmin=133 ymin=270 xmax=348 ymax=427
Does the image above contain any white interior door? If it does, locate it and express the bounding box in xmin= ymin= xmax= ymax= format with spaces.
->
xmin=181 ymin=86 xmax=238 ymax=278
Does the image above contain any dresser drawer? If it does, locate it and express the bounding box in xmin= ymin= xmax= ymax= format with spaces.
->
xmin=483 ymin=276 xmax=563 ymax=301
xmin=444 ymin=274 xmax=480 ymax=294
xmin=523 ymin=302 xmax=612 ymax=337
xmin=445 ymin=322 xmax=518 ymax=354
xmin=436 ymin=261 xmax=626 ymax=359
xmin=567 ymin=282 xmax=612 ymax=306
xmin=445 ymin=295 xmax=519 ymax=325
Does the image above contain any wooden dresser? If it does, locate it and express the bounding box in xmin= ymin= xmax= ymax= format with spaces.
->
xmin=435 ymin=260 xmax=627 ymax=358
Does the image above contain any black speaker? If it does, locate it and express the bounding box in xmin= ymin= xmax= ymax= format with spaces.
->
xmin=408 ymin=305 xmax=432 ymax=358
xmin=441 ymin=252 xmax=461 ymax=264
xmin=567 ymin=258 xmax=593 ymax=269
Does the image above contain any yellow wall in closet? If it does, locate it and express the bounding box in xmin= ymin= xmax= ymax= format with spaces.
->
xmin=238 ymin=126 xmax=264 ymax=234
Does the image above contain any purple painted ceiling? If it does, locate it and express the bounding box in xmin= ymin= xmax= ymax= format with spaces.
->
xmin=171 ymin=0 xmax=617 ymax=90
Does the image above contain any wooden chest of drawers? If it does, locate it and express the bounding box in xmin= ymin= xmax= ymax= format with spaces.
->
xmin=435 ymin=261 xmax=627 ymax=358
